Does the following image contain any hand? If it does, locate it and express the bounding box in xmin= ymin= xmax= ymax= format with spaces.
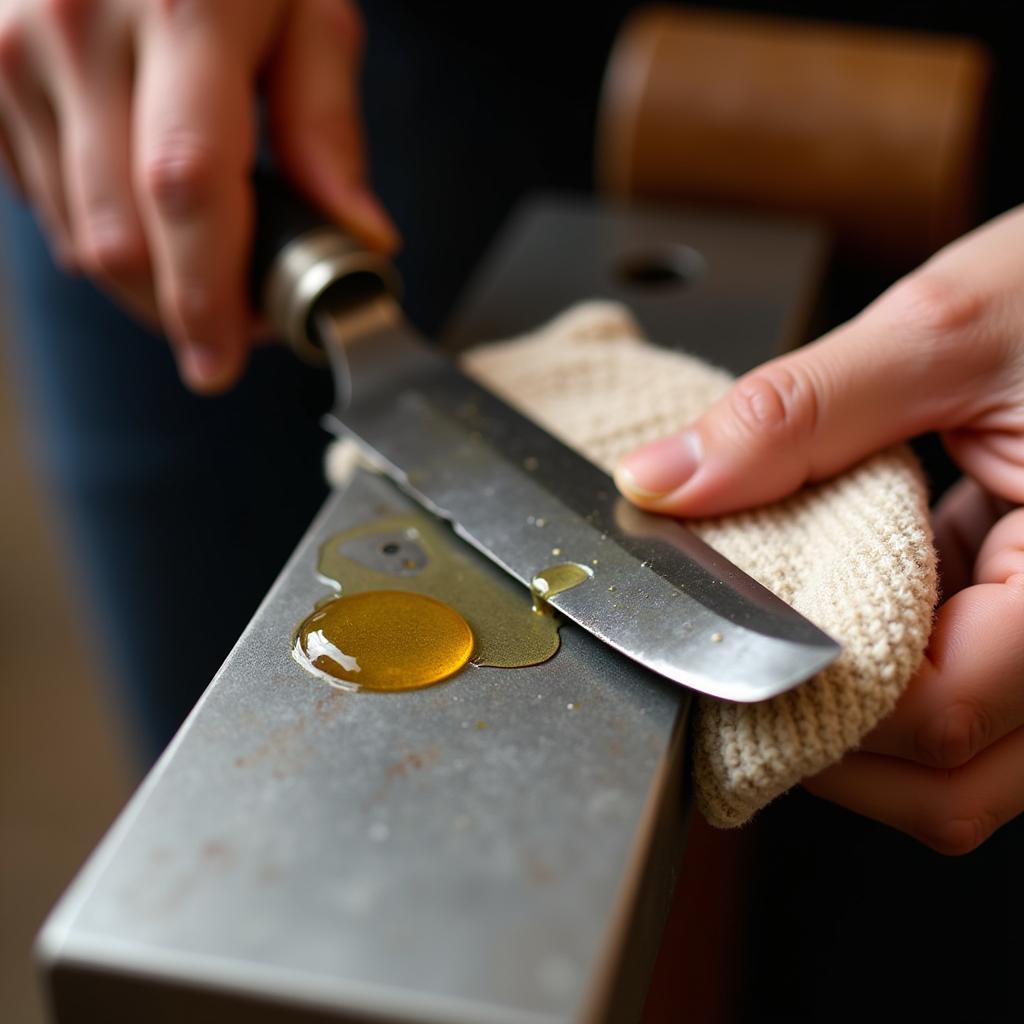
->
xmin=615 ymin=206 xmax=1024 ymax=854
xmin=0 ymin=0 xmax=398 ymax=393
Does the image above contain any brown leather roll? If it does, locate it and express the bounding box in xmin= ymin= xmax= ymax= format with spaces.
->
xmin=597 ymin=7 xmax=991 ymax=269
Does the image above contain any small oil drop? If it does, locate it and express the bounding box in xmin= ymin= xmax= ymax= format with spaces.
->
xmin=293 ymin=590 xmax=473 ymax=692
xmin=531 ymin=562 xmax=594 ymax=615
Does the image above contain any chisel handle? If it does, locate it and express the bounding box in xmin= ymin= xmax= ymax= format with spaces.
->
xmin=252 ymin=168 xmax=402 ymax=364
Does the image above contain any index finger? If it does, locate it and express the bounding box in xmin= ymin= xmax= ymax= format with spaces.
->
xmin=132 ymin=10 xmax=255 ymax=393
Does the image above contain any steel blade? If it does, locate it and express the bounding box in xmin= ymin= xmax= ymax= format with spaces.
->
xmin=317 ymin=300 xmax=840 ymax=701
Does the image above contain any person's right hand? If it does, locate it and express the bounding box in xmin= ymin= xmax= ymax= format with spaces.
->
xmin=0 ymin=0 xmax=398 ymax=393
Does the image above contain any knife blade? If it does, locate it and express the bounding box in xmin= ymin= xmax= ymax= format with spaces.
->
xmin=255 ymin=175 xmax=840 ymax=701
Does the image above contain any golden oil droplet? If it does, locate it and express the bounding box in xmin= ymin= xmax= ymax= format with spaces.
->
xmin=711 ymin=632 xmax=724 ymax=643
xmin=293 ymin=590 xmax=473 ymax=692
xmin=530 ymin=562 xmax=594 ymax=615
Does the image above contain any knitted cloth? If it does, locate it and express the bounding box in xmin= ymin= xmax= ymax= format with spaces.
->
xmin=327 ymin=302 xmax=938 ymax=826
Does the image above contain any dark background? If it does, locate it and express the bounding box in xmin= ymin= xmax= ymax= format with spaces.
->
xmin=362 ymin=1 xmax=1023 ymax=334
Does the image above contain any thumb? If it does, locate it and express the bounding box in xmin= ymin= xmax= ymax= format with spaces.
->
xmin=614 ymin=275 xmax=994 ymax=517
xmin=264 ymin=0 xmax=400 ymax=253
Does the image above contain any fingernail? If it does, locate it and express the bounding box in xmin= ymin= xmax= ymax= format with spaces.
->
xmin=178 ymin=341 xmax=225 ymax=393
xmin=615 ymin=430 xmax=702 ymax=498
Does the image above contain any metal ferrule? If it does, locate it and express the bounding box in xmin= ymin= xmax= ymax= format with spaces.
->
xmin=261 ymin=227 xmax=402 ymax=365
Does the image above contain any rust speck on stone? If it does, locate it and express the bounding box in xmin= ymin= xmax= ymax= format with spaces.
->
xmin=201 ymin=840 xmax=233 ymax=866
xmin=385 ymin=746 xmax=440 ymax=782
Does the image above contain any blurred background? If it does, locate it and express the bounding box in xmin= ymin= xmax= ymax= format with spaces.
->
xmin=0 ymin=305 xmax=137 ymax=1023
xmin=2 ymin=2 xmax=1022 ymax=1022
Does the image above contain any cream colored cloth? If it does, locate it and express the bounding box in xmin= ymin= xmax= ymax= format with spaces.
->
xmin=327 ymin=302 xmax=938 ymax=826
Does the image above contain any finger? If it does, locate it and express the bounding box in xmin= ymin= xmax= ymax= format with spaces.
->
xmin=614 ymin=272 xmax=1006 ymax=517
xmin=860 ymin=533 xmax=1024 ymax=769
xmin=942 ymin=427 xmax=1024 ymax=506
xmin=0 ymin=21 xmax=74 ymax=266
xmin=42 ymin=6 xmax=154 ymax=316
xmin=931 ymin=477 xmax=1003 ymax=595
xmin=974 ymin=506 xmax=1024 ymax=586
xmin=803 ymin=726 xmax=1024 ymax=855
xmin=265 ymin=0 xmax=399 ymax=253
xmin=133 ymin=9 xmax=255 ymax=394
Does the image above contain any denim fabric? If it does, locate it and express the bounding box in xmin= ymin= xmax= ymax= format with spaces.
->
xmin=0 ymin=190 xmax=334 ymax=758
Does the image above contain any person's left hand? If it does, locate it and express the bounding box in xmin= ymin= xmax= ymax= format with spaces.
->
xmin=614 ymin=207 xmax=1024 ymax=854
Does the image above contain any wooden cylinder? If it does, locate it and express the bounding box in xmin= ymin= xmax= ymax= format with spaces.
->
xmin=597 ymin=8 xmax=991 ymax=269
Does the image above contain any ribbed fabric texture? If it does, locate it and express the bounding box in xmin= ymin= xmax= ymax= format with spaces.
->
xmin=327 ymin=301 xmax=937 ymax=825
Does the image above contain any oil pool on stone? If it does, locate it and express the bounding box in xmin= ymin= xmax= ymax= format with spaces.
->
xmin=291 ymin=512 xmax=575 ymax=693
xmin=293 ymin=590 xmax=474 ymax=692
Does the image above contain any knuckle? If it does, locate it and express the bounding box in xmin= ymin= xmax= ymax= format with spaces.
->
xmin=915 ymin=700 xmax=992 ymax=769
xmin=882 ymin=272 xmax=986 ymax=342
xmin=728 ymin=365 xmax=820 ymax=443
xmin=81 ymin=225 xmax=146 ymax=281
xmin=140 ymin=141 xmax=218 ymax=217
